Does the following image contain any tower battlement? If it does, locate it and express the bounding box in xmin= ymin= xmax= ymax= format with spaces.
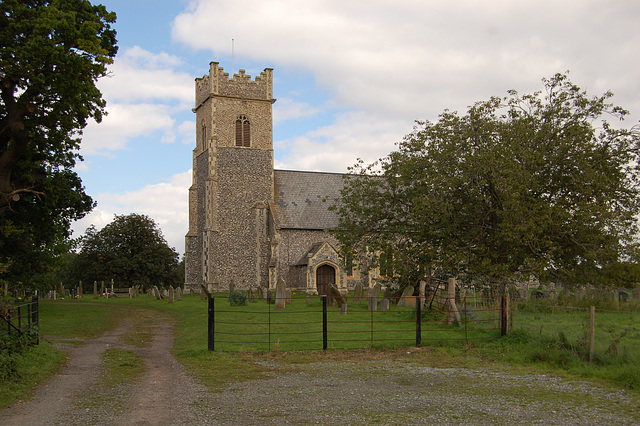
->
xmin=195 ymin=62 xmax=274 ymax=108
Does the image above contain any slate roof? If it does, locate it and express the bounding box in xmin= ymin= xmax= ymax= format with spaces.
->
xmin=294 ymin=242 xmax=324 ymax=266
xmin=272 ymin=170 xmax=345 ymax=230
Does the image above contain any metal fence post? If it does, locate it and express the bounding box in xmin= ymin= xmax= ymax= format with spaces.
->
xmin=208 ymin=294 xmax=215 ymax=351
xmin=416 ymin=295 xmax=422 ymax=346
xmin=322 ymin=295 xmax=328 ymax=350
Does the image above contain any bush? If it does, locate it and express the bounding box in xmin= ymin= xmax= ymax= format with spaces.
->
xmin=229 ymin=291 xmax=248 ymax=306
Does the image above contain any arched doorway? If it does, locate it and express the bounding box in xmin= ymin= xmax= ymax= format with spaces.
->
xmin=316 ymin=264 xmax=335 ymax=296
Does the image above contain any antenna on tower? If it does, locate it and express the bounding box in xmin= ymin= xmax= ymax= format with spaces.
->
xmin=231 ymin=38 xmax=235 ymax=75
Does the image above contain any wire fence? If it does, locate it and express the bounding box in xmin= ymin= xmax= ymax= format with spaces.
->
xmin=208 ymin=287 xmax=505 ymax=352
xmin=512 ymin=302 xmax=640 ymax=360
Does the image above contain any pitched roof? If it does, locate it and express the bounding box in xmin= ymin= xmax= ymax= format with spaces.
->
xmin=272 ymin=169 xmax=344 ymax=230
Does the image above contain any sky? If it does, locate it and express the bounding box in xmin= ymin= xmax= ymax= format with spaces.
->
xmin=71 ymin=0 xmax=640 ymax=256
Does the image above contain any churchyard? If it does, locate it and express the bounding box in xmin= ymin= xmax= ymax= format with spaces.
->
xmin=2 ymin=284 xmax=640 ymax=411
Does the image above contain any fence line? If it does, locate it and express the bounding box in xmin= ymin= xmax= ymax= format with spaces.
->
xmin=512 ymin=302 xmax=640 ymax=360
xmin=1 ymin=296 xmax=40 ymax=348
xmin=207 ymin=291 xmax=505 ymax=352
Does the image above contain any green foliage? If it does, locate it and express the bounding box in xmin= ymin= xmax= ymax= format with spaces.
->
xmin=0 ymin=0 xmax=117 ymax=285
xmin=229 ymin=290 xmax=248 ymax=306
xmin=71 ymin=214 xmax=181 ymax=288
xmin=333 ymin=73 xmax=640 ymax=286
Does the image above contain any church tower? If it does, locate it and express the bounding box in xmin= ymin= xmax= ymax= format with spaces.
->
xmin=184 ymin=62 xmax=275 ymax=292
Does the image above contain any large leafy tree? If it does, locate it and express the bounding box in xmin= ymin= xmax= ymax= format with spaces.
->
xmin=73 ymin=214 xmax=181 ymax=288
xmin=334 ymin=74 xmax=640 ymax=287
xmin=0 ymin=0 xmax=116 ymax=284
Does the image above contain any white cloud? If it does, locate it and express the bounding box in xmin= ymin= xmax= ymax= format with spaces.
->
xmin=173 ymin=0 xmax=640 ymax=124
xmin=275 ymin=111 xmax=412 ymax=173
xmin=79 ymin=47 xmax=195 ymax=158
xmin=71 ymin=171 xmax=192 ymax=255
xmin=80 ymin=103 xmax=176 ymax=155
xmin=177 ymin=120 xmax=196 ymax=145
xmin=273 ymin=97 xmax=323 ymax=124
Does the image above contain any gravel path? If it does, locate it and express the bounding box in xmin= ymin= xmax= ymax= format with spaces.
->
xmin=1 ymin=314 xmax=638 ymax=425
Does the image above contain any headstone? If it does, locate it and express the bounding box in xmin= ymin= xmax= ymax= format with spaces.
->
xmin=59 ymin=283 xmax=65 ymax=298
xmin=200 ymin=284 xmax=210 ymax=300
xmin=383 ymin=286 xmax=394 ymax=304
xmin=328 ymin=285 xmax=347 ymax=307
xmin=78 ymin=281 xmax=83 ymax=297
xmin=397 ymin=286 xmax=414 ymax=307
xmin=168 ymin=286 xmax=175 ymax=303
xmin=176 ymin=287 xmax=183 ymax=301
xmin=341 ymin=303 xmax=348 ymax=315
xmin=275 ymin=279 xmax=286 ymax=309
xmin=380 ymin=298 xmax=390 ymax=312
xmin=153 ymin=286 xmax=161 ymax=300
xmin=93 ymin=281 xmax=98 ymax=298
xmin=305 ymin=294 xmax=311 ymax=305
xmin=285 ymin=289 xmax=292 ymax=305
xmin=353 ymin=283 xmax=363 ymax=305
xmin=256 ymin=286 xmax=263 ymax=300
xmin=368 ymin=297 xmax=378 ymax=312
xmin=367 ymin=284 xmax=381 ymax=312
xmin=419 ymin=281 xmax=427 ymax=308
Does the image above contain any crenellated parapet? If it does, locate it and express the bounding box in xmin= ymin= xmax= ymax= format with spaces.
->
xmin=195 ymin=62 xmax=274 ymax=109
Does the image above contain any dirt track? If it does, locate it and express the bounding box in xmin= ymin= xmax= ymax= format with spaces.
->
xmin=1 ymin=313 xmax=639 ymax=425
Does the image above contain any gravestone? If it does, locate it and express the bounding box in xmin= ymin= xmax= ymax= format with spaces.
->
xmin=419 ymin=281 xmax=427 ymax=308
xmin=275 ymin=279 xmax=286 ymax=309
xmin=397 ymin=286 xmax=414 ymax=307
xmin=200 ymin=284 xmax=210 ymax=300
xmin=153 ymin=286 xmax=161 ymax=300
xmin=305 ymin=294 xmax=311 ymax=305
xmin=353 ymin=283 xmax=363 ymax=305
xmin=341 ymin=303 xmax=348 ymax=315
xmin=176 ymin=287 xmax=183 ymax=301
xmin=367 ymin=284 xmax=381 ymax=312
xmin=380 ymin=298 xmax=390 ymax=312
xmin=78 ymin=281 xmax=83 ymax=297
xmin=93 ymin=281 xmax=98 ymax=298
xmin=285 ymin=289 xmax=292 ymax=305
xmin=329 ymin=285 xmax=347 ymax=307
xmin=168 ymin=286 xmax=175 ymax=304
xmin=59 ymin=283 xmax=65 ymax=298
xmin=256 ymin=286 xmax=264 ymax=300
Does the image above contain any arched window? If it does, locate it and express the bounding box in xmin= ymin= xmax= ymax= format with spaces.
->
xmin=235 ymin=116 xmax=250 ymax=147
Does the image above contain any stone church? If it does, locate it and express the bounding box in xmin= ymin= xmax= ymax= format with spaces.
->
xmin=184 ymin=62 xmax=374 ymax=294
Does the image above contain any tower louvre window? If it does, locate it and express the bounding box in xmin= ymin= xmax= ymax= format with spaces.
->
xmin=235 ymin=116 xmax=250 ymax=147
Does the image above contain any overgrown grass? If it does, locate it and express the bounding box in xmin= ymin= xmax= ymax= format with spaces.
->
xmin=0 ymin=344 xmax=66 ymax=409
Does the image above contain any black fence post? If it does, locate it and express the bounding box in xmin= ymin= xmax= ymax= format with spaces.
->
xmin=208 ymin=294 xmax=215 ymax=351
xmin=500 ymin=295 xmax=507 ymax=336
xmin=33 ymin=295 xmax=39 ymax=345
xmin=416 ymin=297 xmax=422 ymax=346
xmin=322 ymin=295 xmax=327 ymax=350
